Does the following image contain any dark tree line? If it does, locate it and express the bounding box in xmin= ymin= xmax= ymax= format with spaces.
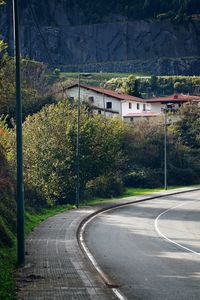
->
xmin=77 ymin=0 xmax=200 ymax=23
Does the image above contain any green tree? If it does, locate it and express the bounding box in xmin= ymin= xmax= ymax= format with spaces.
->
xmin=120 ymin=75 xmax=142 ymax=97
xmin=0 ymin=47 xmax=55 ymax=122
xmin=6 ymin=100 xmax=128 ymax=206
xmin=173 ymin=104 xmax=200 ymax=149
xmin=124 ymin=116 xmax=200 ymax=187
xmin=150 ymin=75 xmax=158 ymax=96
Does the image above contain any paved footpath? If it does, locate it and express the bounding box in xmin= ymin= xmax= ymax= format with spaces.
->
xmin=16 ymin=187 xmax=199 ymax=300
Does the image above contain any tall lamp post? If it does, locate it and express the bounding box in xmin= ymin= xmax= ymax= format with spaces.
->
xmin=76 ymin=73 xmax=91 ymax=208
xmin=100 ymin=71 xmax=106 ymax=116
xmin=13 ymin=0 xmax=25 ymax=265
xmin=164 ymin=108 xmax=167 ymax=190
xmin=102 ymin=83 xmax=106 ymax=117
xmin=163 ymin=105 xmax=172 ymax=190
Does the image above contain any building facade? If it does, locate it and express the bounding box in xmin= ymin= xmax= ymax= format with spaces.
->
xmin=66 ymin=84 xmax=152 ymax=121
xmin=146 ymin=94 xmax=200 ymax=113
xmin=66 ymin=85 xmax=200 ymax=121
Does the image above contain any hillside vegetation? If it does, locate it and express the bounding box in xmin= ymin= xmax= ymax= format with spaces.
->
xmin=0 ymin=145 xmax=16 ymax=248
xmin=77 ymin=0 xmax=200 ymax=23
xmin=59 ymin=72 xmax=200 ymax=98
xmin=0 ymin=45 xmax=57 ymax=124
xmin=0 ymin=142 xmax=16 ymax=299
xmin=106 ymin=75 xmax=200 ymax=97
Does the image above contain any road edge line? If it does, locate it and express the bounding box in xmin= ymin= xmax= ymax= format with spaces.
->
xmin=154 ymin=200 xmax=200 ymax=256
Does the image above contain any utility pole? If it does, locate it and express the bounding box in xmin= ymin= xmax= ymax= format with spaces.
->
xmin=13 ymin=0 xmax=25 ymax=265
xmin=76 ymin=74 xmax=81 ymax=208
xmin=100 ymin=71 xmax=106 ymax=116
xmin=164 ymin=109 xmax=167 ymax=190
xmin=102 ymin=83 xmax=106 ymax=116
xmin=76 ymin=73 xmax=91 ymax=208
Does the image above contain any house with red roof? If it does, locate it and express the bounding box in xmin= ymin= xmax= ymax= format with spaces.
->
xmin=146 ymin=94 xmax=200 ymax=113
xmin=67 ymin=85 xmax=200 ymax=122
xmin=67 ymin=84 xmax=152 ymax=121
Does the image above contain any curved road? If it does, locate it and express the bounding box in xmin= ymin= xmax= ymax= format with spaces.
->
xmin=84 ymin=191 xmax=200 ymax=300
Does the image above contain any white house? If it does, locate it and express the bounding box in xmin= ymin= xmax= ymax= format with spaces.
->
xmin=146 ymin=94 xmax=200 ymax=113
xmin=66 ymin=85 xmax=200 ymax=121
xmin=66 ymin=84 xmax=152 ymax=121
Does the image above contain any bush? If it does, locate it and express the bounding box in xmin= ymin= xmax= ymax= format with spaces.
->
xmin=85 ymin=174 xmax=124 ymax=198
xmin=168 ymin=167 xmax=198 ymax=186
xmin=0 ymin=146 xmax=16 ymax=247
xmin=125 ymin=168 xmax=163 ymax=188
xmin=5 ymin=101 xmax=128 ymax=206
xmin=0 ymin=53 xmax=56 ymax=123
xmin=0 ymin=218 xmax=14 ymax=248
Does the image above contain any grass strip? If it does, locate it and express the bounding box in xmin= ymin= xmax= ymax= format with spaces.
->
xmin=84 ymin=187 xmax=164 ymax=205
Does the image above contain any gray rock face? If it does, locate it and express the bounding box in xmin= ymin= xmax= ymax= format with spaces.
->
xmin=1 ymin=1 xmax=200 ymax=75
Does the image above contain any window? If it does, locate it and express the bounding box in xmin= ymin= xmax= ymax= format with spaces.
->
xmin=130 ymin=117 xmax=134 ymax=122
xmin=137 ymin=103 xmax=140 ymax=110
xmin=98 ymin=110 xmax=101 ymax=114
xmin=146 ymin=104 xmax=151 ymax=110
xmin=88 ymin=96 xmax=94 ymax=103
xmin=143 ymin=104 xmax=146 ymax=111
xmin=106 ymin=102 xmax=112 ymax=109
xmin=129 ymin=102 xmax=132 ymax=109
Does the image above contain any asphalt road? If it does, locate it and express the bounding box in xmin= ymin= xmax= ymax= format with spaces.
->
xmin=84 ymin=191 xmax=200 ymax=300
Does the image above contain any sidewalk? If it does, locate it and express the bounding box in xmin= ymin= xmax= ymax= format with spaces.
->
xmin=16 ymin=187 xmax=199 ymax=299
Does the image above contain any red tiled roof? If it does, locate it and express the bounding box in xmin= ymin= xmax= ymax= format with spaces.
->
xmin=68 ymin=84 xmax=144 ymax=103
xmin=146 ymin=94 xmax=200 ymax=103
xmin=124 ymin=112 xmax=161 ymax=117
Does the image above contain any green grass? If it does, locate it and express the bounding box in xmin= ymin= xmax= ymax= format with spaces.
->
xmin=24 ymin=204 xmax=74 ymax=235
xmin=83 ymin=186 xmax=183 ymax=206
xmin=84 ymin=187 xmax=164 ymax=205
xmin=0 ymin=247 xmax=16 ymax=300
xmin=121 ymin=187 xmax=163 ymax=197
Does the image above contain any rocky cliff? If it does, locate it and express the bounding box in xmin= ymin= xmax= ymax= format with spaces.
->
xmin=0 ymin=0 xmax=200 ymax=75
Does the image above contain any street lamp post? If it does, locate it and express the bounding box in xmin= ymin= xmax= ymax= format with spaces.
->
xmin=76 ymin=74 xmax=81 ymax=208
xmin=76 ymin=73 xmax=91 ymax=208
xmin=13 ymin=0 xmax=25 ymax=265
xmin=164 ymin=109 xmax=167 ymax=190
xmin=102 ymin=83 xmax=106 ymax=117
xmin=163 ymin=105 xmax=172 ymax=190
xmin=100 ymin=71 xmax=106 ymax=116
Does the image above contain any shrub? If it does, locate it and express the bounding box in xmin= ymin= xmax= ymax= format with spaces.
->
xmin=168 ymin=167 xmax=198 ymax=186
xmin=85 ymin=174 xmax=124 ymax=198
xmin=5 ymin=101 xmax=128 ymax=206
xmin=0 ymin=146 xmax=16 ymax=247
xmin=0 ymin=53 xmax=56 ymax=123
xmin=125 ymin=168 xmax=163 ymax=188
xmin=0 ymin=218 xmax=14 ymax=248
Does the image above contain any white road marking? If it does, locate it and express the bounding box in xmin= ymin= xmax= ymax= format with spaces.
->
xmin=80 ymin=211 xmax=128 ymax=300
xmin=154 ymin=201 xmax=200 ymax=256
xmin=79 ymin=190 xmax=200 ymax=299
xmin=112 ymin=288 xmax=127 ymax=300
